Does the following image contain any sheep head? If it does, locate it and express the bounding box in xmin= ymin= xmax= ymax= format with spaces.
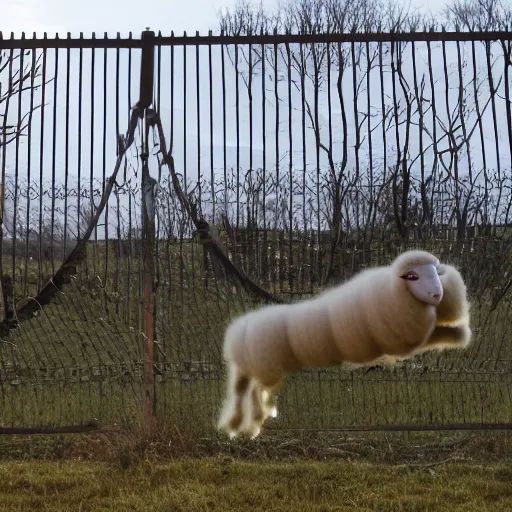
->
xmin=393 ymin=250 xmax=444 ymax=307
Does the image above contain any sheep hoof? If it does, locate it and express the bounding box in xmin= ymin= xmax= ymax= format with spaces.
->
xmin=250 ymin=427 xmax=261 ymax=439
xmin=270 ymin=406 xmax=278 ymax=418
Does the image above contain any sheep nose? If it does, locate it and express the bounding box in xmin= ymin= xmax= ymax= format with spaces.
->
xmin=429 ymin=292 xmax=440 ymax=298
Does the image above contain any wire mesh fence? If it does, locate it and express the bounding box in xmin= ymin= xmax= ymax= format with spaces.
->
xmin=0 ymin=28 xmax=511 ymax=435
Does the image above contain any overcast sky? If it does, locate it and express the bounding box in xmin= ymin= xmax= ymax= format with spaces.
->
xmin=3 ymin=0 xmax=446 ymax=37
xmin=4 ymin=0 xmax=267 ymax=36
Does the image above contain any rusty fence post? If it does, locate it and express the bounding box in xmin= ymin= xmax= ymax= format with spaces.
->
xmin=138 ymin=29 xmax=157 ymax=434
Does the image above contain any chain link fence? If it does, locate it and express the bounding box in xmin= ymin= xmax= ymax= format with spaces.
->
xmin=0 ymin=27 xmax=511 ymax=436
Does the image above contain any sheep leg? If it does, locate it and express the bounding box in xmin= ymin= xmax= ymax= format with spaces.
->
xmin=241 ymin=378 xmax=265 ymax=438
xmin=261 ymin=387 xmax=278 ymax=419
xmin=237 ymin=381 xmax=281 ymax=439
xmin=250 ymin=380 xmax=265 ymax=423
xmin=422 ymin=323 xmax=472 ymax=351
xmin=218 ymin=362 xmax=251 ymax=437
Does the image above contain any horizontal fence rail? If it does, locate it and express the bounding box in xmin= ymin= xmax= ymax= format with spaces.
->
xmin=0 ymin=29 xmax=511 ymax=436
xmin=1 ymin=30 xmax=512 ymax=49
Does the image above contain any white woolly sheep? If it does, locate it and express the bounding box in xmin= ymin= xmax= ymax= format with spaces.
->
xmin=217 ymin=249 xmax=472 ymax=439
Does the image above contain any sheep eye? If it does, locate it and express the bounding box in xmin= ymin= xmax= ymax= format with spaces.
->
xmin=400 ymin=271 xmax=419 ymax=281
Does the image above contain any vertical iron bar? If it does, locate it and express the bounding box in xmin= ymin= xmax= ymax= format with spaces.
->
xmin=327 ymin=41 xmax=333 ymax=180
xmin=77 ymin=41 xmax=83 ymax=242
xmin=502 ymin=40 xmax=512 ymax=177
xmin=261 ymin=43 xmax=267 ymax=283
xmin=196 ymin=40 xmax=201 ymax=205
xmin=142 ymin=109 xmax=156 ymax=433
xmin=441 ymin=39 xmax=456 ymax=234
xmin=286 ymin=42 xmax=293 ymax=295
xmin=139 ymin=30 xmax=156 ymax=433
xmin=125 ymin=37 xmax=133 ymax=326
xmin=102 ymin=43 xmax=109 ymax=314
xmin=114 ymin=36 xmax=121 ymax=318
xmin=38 ymin=45 xmax=47 ymax=291
xmin=379 ymin=41 xmax=387 ymax=190
xmin=170 ymin=37 xmax=174 ymax=154
xmin=209 ymin=42 xmax=215 ymax=222
xmin=90 ymin=40 xmax=97 ymax=275
xmin=156 ymin=38 xmax=162 ymax=163
xmin=183 ymin=42 xmax=187 ymax=190
xmin=471 ymin=40 xmax=488 ymax=223
xmin=411 ymin=41 xmax=425 ymax=234
xmin=313 ymin=42 xmax=321 ymax=279
xmin=426 ymin=41 xmax=439 ymax=226
xmin=63 ymin=40 xmax=71 ymax=260
xmin=0 ymin=47 xmax=11 ymax=308
xmin=366 ymin=41 xmax=374 ymax=237
xmin=351 ymin=42 xmax=361 ymax=233
xmin=23 ymin=49 xmax=37 ymax=297
xmin=51 ymin=46 xmax=58 ymax=277
xmin=300 ymin=42 xmax=308 ymax=286
xmin=235 ymin=44 xmax=240 ymax=234
xmin=179 ymin=40 xmax=185 ymax=363
xmin=167 ymin=35 xmax=176 ymax=402
xmin=154 ymin=36 xmax=162 ymax=419
xmin=456 ymin=40 xmax=472 ymax=187
xmin=156 ymin=36 xmax=164 ymax=419
xmin=390 ymin=40 xmax=402 ymax=236
xmin=273 ymin=41 xmax=280 ymax=295
xmin=248 ymin=43 xmax=254 ymax=275
xmin=221 ymin=44 xmax=227 ymax=216
xmin=502 ymin=40 xmax=512 ymax=225
xmin=485 ymin=40 xmax=502 ymax=232
xmin=326 ymin=41 xmax=334 ymax=258
xmin=13 ymin=48 xmax=23 ymax=301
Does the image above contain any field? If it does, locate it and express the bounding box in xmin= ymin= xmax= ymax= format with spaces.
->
xmin=1 ymin=458 xmax=511 ymax=511
xmin=0 ymin=430 xmax=511 ymax=511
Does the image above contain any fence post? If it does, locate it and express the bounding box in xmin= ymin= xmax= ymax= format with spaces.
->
xmin=139 ymin=29 xmax=157 ymax=434
xmin=0 ymin=182 xmax=4 ymax=322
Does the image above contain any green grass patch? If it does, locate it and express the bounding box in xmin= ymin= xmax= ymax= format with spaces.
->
xmin=0 ymin=456 xmax=510 ymax=511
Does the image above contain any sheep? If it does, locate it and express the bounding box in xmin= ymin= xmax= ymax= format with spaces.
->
xmin=217 ymin=250 xmax=472 ymax=439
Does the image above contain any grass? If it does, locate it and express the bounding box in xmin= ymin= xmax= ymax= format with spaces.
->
xmin=0 ymin=456 xmax=510 ymax=511
xmin=0 ymin=388 xmax=509 ymax=511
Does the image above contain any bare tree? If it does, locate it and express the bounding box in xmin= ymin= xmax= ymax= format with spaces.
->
xmin=445 ymin=0 xmax=511 ymax=31
xmin=0 ymin=49 xmax=45 ymax=151
xmin=218 ymin=0 xmax=427 ymax=282
xmin=214 ymin=0 xmax=512 ymax=310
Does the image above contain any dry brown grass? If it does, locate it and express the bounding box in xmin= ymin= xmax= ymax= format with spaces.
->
xmin=1 ymin=427 xmax=511 ymax=465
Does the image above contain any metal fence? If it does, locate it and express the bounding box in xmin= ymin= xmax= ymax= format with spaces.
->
xmin=0 ymin=29 xmax=511 ymax=436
